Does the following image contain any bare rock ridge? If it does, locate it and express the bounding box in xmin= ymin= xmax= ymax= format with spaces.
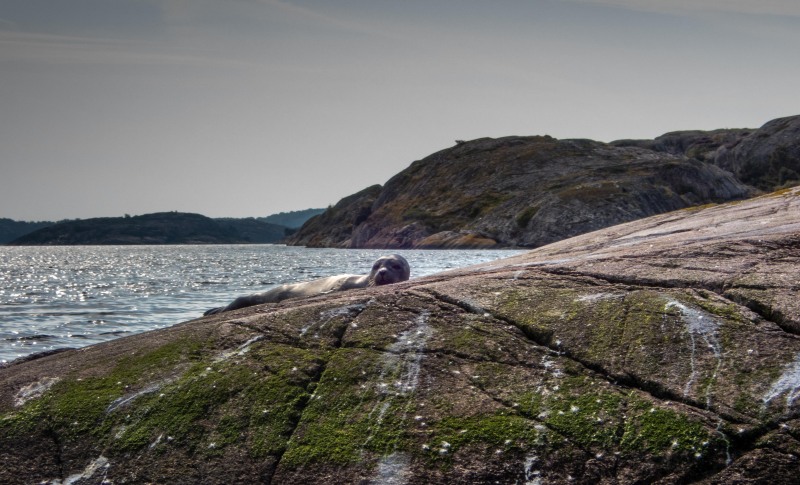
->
xmin=614 ymin=114 xmax=800 ymax=191
xmin=289 ymin=114 xmax=800 ymax=249
xmin=1 ymin=187 xmax=798 ymax=484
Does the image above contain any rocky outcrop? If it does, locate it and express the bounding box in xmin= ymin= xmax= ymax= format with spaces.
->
xmin=289 ymin=136 xmax=752 ymax=249
xmin=2 ymin=187 xmax=798 ymax=484
xmin=614 ymin=114 xmax=800 ymax=191
xmin=289 ymin=185 xmax=382 ymax=248
xmin=714 ymin=115 xmax=800 ymax=190
xmin=612 ymin=128 xmax=753 ymax=163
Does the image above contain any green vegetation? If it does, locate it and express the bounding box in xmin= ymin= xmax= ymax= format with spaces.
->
xmin=0 ymin=338 xmax=330 ymax=461
xmin=280 ymin=348 xmax=412 ymax=466
xmin=422 ymin=413 xmax=539 ymax=460
xmin=1 ymin=340 xmax=205 ymax=438
xmin=620 ymin=399 xmax=711 ymax=454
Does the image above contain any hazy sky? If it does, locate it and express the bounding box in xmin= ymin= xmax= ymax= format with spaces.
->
xmin=2 ymin=0 xmax=799 ymax=221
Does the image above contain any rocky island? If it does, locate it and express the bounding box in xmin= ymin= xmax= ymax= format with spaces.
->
xmin=1 ymin=186 xmax=798 ymax=484
xmin=7 ymin=212 xmax=287 ymax=245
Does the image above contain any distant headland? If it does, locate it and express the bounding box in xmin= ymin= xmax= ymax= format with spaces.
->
xmin=2 ymin=209 xmax=324 ymax=246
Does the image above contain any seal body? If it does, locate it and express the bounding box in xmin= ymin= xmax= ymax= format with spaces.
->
xmin=204 ymin=254 xmax=410 ymax=315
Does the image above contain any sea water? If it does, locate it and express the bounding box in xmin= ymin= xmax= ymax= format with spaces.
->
xmin=0 ymin=245 xmax=526 ymax=364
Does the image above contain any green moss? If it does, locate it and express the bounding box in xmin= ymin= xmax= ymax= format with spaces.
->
xmin=1 ymin=338 xmax=330 ymax=463
xmin=690 ymin=294 xmax=747 ymax=324
xmin=516 ymin=206 xmax=539 ymax=228
xmin=423 ymin=413 xmax=539 ymax=458
xmin=510 ymin=375 xmax=715 ymax=458
xmin=510 ymin=375 xmax=626 ymax=450
xmin=442 ymin=321 xmax=511 ymax=362
xmin=280 ymin=348 xmax=413 ymax=467
xmin=583 ymin=299 xmax=629 ymax=362
xmin=115 ymin=343 xmax=325 ymax=457
xmin=1 ymin=339 xmax=205 ymax=439
xmin=497 ymin=287 xmax=573 ymax=344
xmin=113 ymin=362 xmax=252 ymax=451
xmin=621 ymin=400 xmax=711 ymax=454
xmin=543 ymin=390 xmax=624 ymax=448
xmin=282 ymin=400 xmax=410 ymax=466
xmin=514 ymin=390 xmax=545 ymax=419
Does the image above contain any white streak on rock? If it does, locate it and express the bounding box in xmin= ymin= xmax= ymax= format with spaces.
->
xmin=763 ymin=352 xmax=800 ymax=409
xmin=49 ymin=455 xmax=109 ymax=485
xmin=665 ymin=300 xmax=722 ymax=408
xmin=576 ymin=292 xmax=623 ymax=303
xmin=364 ymin=311 xmax=432 ymax=448
xmin=213 ymin=335 xmax=265 ymax=363
xmin=302 ymin=302 xmax=368 ymax=336
xmin=524 ymin=454 xmax=542 ymax=485
xmin=385 ymin=311 xmax=432 ymax=395
xmin=14 ymin=377 xmax=60 ymax=407
xmin=372 ymin=452 xmax=411 ymax=484
xmin=106 ymin=380 xmax=173 ymax=414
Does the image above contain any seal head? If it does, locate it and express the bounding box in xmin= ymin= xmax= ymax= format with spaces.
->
xmin=369 ymin=254 xmax=411 ymax=286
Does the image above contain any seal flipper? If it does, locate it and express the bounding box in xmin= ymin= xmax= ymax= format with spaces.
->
xmin=204 ymin=307 xmax=224 ymax=316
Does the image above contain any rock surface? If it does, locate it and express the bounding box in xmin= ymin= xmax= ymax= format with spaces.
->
xmin=2 ymin=187 xmax=798 ymax=484
xmin=289 ymin=136 xmax=753 ymax=249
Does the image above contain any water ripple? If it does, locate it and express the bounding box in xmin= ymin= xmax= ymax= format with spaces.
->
xmin=0 ymin=245 xmax=525 ymax=364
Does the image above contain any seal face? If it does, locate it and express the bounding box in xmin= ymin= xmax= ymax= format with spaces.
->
xmin=370 ymin=254 xmax=411 ymax=286
xmin=204 ymin=254 xmax=411 ymax=316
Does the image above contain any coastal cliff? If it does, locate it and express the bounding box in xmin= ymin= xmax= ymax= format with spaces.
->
xmin=1 ymin=187 xmax=798 ymax=484
xmin=289 ymin=115 xmax=800 ymax=249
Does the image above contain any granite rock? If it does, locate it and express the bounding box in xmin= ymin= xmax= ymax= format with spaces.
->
xmin=1 ymin=188 xmax=798 ymax=484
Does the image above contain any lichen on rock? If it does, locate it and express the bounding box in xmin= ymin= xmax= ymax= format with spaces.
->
xmin=1 ymin=187 xmax=799 ymax=484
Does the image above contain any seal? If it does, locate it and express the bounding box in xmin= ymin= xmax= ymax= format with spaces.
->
xmin=204 ymin=254 xmax=410 ymax=315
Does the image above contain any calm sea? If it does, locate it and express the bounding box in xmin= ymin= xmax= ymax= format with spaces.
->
xmin=0 ymin=245 xmax=526 ymax=364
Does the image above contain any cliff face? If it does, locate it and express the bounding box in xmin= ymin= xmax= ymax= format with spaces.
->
xmin=288 ymin=185 xmax=382 ymax=248
xmin=1 ymin=187 xmax=798 ymax=484
xmin=290 ymin=136 xmax=752 ymax=249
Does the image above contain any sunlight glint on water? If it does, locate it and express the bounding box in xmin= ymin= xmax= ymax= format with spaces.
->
xmin=0 ymin=245 xmax=526 ymax=363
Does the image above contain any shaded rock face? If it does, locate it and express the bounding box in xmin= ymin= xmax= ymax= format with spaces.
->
xmin=289 ymin=185 xmax=382 ymax=248
xmin=714 ymin=115 xmax=800 ymax=191
xmin=614 ymin=115 xmax=800 ymax=191
xmin=289 ymin=136 xmax=752 ymax=249
xmin=612 ymin=128 xmax=753 ymax=163
xmin=1 ymin=188 xmax=799 ymax=484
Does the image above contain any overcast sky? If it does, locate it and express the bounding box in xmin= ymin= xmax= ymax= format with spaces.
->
xmin=2 ymin=0 xmax=798 ymax=221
